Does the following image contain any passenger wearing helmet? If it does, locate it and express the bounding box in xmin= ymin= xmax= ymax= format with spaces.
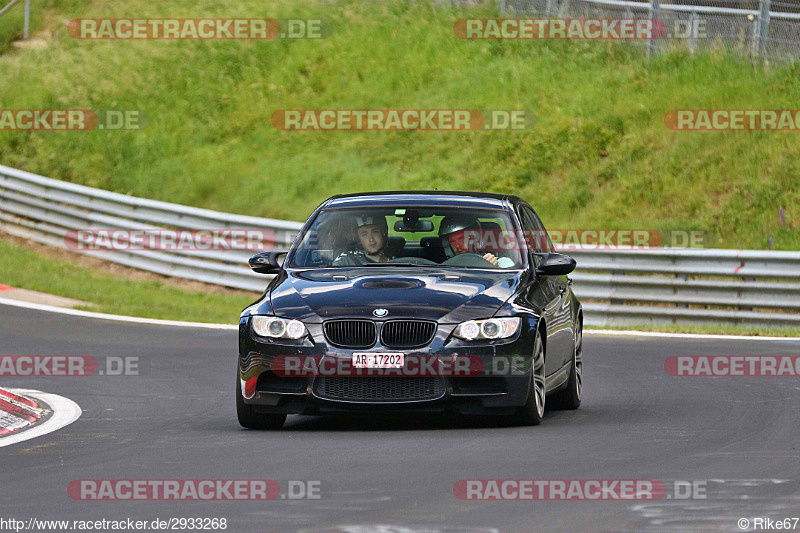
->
xmin=439 ymin=215 xmax=515 ymax=268
xmin=332 ymin=215 xmax=390 ymax=266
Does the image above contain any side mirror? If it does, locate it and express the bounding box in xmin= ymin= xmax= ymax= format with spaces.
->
xmin=249 ymin=250 xmax=288 ymax=274
xmin=534 ymin=252 xmax=576 ymax=276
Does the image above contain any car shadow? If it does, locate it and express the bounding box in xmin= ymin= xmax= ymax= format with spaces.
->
xmin=283 ymin=412 xmax=512 ymax=431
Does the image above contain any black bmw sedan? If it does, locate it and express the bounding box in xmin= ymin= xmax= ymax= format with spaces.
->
xmin=238 ymin=191 xmax=582 ymax=429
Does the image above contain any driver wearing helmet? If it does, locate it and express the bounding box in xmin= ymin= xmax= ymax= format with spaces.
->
xmin=332 ymin=215 xmax=391 ymax=266
xmin=439 ymin=215 xmax=515 ymax=268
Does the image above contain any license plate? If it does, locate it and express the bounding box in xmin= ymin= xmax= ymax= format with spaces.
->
xmin=352 ymin=353 xmax=404 ymax=369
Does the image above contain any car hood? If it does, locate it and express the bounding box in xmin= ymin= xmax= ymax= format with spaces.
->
xmin=266 ymin=268 xmax=522 ymax=323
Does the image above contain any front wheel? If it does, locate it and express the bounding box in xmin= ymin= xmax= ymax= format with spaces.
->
xmin=512 ymin=330 xmax=546 ymax=426
xmin=236 ymin=374 xmax=286 ymax=430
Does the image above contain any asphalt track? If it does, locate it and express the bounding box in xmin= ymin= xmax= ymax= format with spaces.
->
xmin=2 ymin=303 xmax=800 ymax=533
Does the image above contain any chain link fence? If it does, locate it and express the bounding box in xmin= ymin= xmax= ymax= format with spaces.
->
xmin=496 ymin=0 xmax=800 ymax=61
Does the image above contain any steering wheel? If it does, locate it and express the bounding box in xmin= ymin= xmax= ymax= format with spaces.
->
xmin=442 ymin=251 xmax=497 ymax=268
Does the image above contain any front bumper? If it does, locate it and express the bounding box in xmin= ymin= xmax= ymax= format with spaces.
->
xmin=238 ymin=315 xmax=538 ymax=416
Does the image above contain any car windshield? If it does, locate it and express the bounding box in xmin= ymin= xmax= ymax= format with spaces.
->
xmin=288 ymin=206 xmax=525 ymax=269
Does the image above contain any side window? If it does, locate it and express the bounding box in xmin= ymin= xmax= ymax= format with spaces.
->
xmin=519 ymin=205 xmax=552 ymax=253
xmin=529 ymin=208 xmax=554 ymax=252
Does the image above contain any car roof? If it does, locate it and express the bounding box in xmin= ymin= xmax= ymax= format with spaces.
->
xmin=322 ymin=191 xmax=523 ymax=210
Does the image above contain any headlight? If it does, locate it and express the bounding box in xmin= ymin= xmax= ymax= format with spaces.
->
xmin=252 ymin=316 xmax=308 ymax=340
xmin=453 ymin=317 xmax=520 ymax=341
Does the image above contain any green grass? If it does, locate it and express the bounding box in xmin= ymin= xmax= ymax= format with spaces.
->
xmin=0 ymin=0 xmax=797 ymax=250
xmin=0 ymin=0 xmax=798 ymax=330
xmin=587 ymin=323 xmax=800 ymax=338
xmin=0 ymin=8 xmax=24 ymax=53
xmin=0 ymin=239 xmax=256 ymax=322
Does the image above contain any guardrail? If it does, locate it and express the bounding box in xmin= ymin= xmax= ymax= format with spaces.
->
xmin=1 ymin=164 xmax=798 ymax=328
xmin=0 ymin=165 xmax=303 ymax=292
xmin=567 ymin=248 xmax=800 ymax=328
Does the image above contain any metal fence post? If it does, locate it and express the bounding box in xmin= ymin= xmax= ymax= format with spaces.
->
xmin=688 ymin=11 xmax=698 ymax=53
xmin=758 ymin=0 xmax=771 ymax=58
xmin=647 ymin=0 xmax=660 ymax=59
xmin=23 ymin=0 xmax=29 ymax=39
xmin=752 ymin=13 xmax=759 ymax=56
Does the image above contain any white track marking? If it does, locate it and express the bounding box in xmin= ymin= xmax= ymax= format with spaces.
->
xmin=584 ymin=329 xmax=800 ymax=342
xmin=0 ymin=296 xmax=237 ymax=330
xmin=0 ymin=389 xmax=81 ymax=448
xmin=1 ymin=294 xmax=798 ymax=340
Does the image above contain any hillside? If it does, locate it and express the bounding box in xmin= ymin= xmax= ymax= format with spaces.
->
xmin=0 ymin=0 xmax=798 ymax=249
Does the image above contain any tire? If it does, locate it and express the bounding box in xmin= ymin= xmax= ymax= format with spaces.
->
xmin=512 ymin=329 xmax=546 ymax=426
xmin=236 ymin=374 xmax=286 ymax=430
xmin=551 ymin=318 xmax=582 ymax=410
